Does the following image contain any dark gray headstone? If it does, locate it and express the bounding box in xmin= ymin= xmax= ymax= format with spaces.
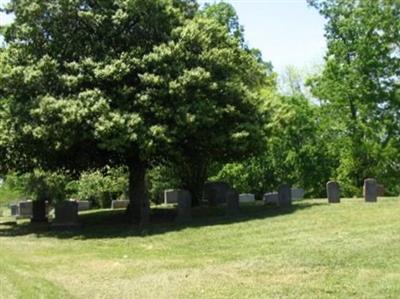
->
xmin=77 ymin=201 xmax=91 ymax=211
xmin=263 ymin=192 xmax=278 ymax=205
xmin=17 ymin=201 xmax=33 ymax=219
xmin=203 ymin=181 xmax=232 ymax=206
xmin=164 ymin=189 xmax=179 ymax=204
xmin=226 ymin=189 xmax=240 ymax=216
xmin=327 ymin=181 xmax=340 ymax=203
xmin=176 ymin=190 xmax=192 ymax=223
xmin=10 ymin=204 xmax=19 ymax=216
xmin=52 ymin=201 xmax=80 ymax=228
xmin=31 ymin=200 xmax=48 ymax=223
xmin=364 ymin=178 xmax=377 ymax=202
xmin=278 ymin=184 xmax=292 ymax=208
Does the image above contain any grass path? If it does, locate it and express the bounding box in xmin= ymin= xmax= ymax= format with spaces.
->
xmin=1 ymin=198 xmax=400 ymax=298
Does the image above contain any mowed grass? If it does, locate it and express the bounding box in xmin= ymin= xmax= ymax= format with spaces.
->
xmin=1 ymin=198 xmax=400 ymax=299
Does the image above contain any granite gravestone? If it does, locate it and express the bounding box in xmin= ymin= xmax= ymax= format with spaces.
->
xmin=364 ymin=178 xmax=377 ymax=202
xmin=31 ymin=200 xmax=48 ymax=222
xmin=176 ymin=190 xmax=192 ymax=223
xmin=203 ymin=181 xmax=232 ymax=206
xmin=239 ymin=193 xmax=255 ymax=203
xmin=164 ymin=190 xmax=179 ymax=204
xmin=52 ymin=201 xmax=80 ymax=228
xmin=263 ymin=192 xmax=278 ymax=205
xmin=77 ymin=201 xmax=91 ymax=211
xmin=326 ymin=181 xmax=340 ymax=203
xmin=227 ymin=189 xmax=240 ymax=216
xmin=111 ymin=200 xmax=129 ymax=209
xmin=278 ymin=185 xmax=292 ymax=208
xmin=17 ymin=201 xmax=33 ymax=219
xmin=291 ymin=188 xmax=305 ymax=201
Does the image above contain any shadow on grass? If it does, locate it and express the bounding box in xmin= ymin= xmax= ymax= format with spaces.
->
xmin=0 ymin=201 xmax=325 ymax=240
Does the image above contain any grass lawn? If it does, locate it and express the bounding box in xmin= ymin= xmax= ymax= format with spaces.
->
xmin=1 ymin=198 xmax=400 ymax=298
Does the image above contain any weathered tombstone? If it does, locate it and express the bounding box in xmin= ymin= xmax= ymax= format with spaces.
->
xmin=203 ymin=181 xmax=232 ymax=206
xmin=326 ymin=181 xmax=340 ymax=203
xmin=31 ymin=200 xmax=48 ymax=222
xmin=10 ymin=203 xmax=19 ymax=216
xmin=278 ymin=184 xmax=292 ymax=208
xmin=226 ymin=189 xmax=240 ymax=216
xmin=111 ymin=200 xmax=129 ymax=209
xmin=52 ymin=201 xmax=80 ymax=228
xmin=17 ymin=201 xmax=33 ymax=219
xmin=291 ymin=188 xmax=305 ymax=201
xmin=263 ymin=192 xmax=279 ymax=205
xmin=239 ymin=193 xmax=255 ymax=203
xmin=176 ymin=190 xmax=192 ymax=223
xmin=364 ymin=178 xmax=377 ymax=202
xmin=77 ymin=201 xmax=91 ymax=211
xmin=164 ymin=189 xmax=179 ymax=204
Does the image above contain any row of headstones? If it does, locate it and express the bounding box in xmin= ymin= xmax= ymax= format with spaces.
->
xmin=9 ymin=200 xmax=92 ymax=227
xmin=327 ymin=178 xmax=383 ymax=203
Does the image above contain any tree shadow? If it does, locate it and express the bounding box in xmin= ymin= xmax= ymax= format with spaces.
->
xmin=0 ymin=201 xmax=326 ymax=240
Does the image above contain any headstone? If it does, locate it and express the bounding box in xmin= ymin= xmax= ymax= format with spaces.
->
xmin=278 ymin=184 xmax=292 ymax=208
xmin=239 ymin=193 xmax=255 ymax=203
xmin=326 ymin=181 xmax=340 ymax=203
xmin=226 ymin=189 xmax=240 ymax=216
xmin=364 ymin=178 xmax=377 ymax=202
xmin=10 ymin=203 xmax=19 ymax=216
xmin=31 ymin=200 xmax=48 ymax=222
xmin=52 ymin=201 xmax=80 ymax=228
xmin=176 ymin=190 xmax=192 ymax=223
xmin=17 ymin=201 xmax=33 ymax=219
xmin=263 ymin=192 xmax=278 ymax=205
xmin=203 ymin=181 xmax=232 ymax=206
xmin=111 ymin=200 xmax=129 ymax=209
xmin=291 ymin=188 xmax=305 ymax=201
xmin=77 ymin=201 xmax=91 ymax=211
xmin=164 ymin=189 xmax=179 ymax=204
xmin=377 ymin=184 xmax=385 ymax=197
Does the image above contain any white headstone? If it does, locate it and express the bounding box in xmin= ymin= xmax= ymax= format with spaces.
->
xmin=291 ymin=188 xmax=305 ymax=201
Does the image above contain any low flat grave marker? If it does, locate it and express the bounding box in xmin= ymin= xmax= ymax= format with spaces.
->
xmin=239 ymin=193 xmax=255 ymax=203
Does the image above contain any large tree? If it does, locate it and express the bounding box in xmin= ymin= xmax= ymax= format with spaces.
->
xmin=0 ymin=0 xmax=266 ymax=223
xmin=308 ymin=0 xmax=400 ymax=194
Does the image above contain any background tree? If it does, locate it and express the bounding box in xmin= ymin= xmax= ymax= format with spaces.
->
xmin=308 ymin=0 xmax=400 ymax=195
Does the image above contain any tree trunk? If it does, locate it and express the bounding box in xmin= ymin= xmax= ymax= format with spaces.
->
xmin=182 ymin=159 xmax=208 ymax=207
xmin=126 ymin=159 xmax=149 ymax=226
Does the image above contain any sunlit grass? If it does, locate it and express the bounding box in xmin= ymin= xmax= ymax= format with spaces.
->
xmin=1 ymin=198 xmax=399 ymax=298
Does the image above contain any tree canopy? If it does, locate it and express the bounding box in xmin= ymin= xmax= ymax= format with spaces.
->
xmin=0 ymin=0 xmax=268 ymax=223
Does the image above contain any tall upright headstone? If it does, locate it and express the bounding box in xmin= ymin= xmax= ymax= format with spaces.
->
xmin=226 ymin=189 xmax=240 ymax=216
xmin=327 ymin=181 xmax=340 ymax=203
xmin=31 ymin=200 xmax=48 ymax=223
xmin=278 ymin=184 xmax=292 ymax=208
xmin=176 ymin=190 xmax=192 ymax=223
xmin=364 ymin=178 xmax=377 ymax=202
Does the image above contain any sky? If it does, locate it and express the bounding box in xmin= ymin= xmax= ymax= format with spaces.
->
xmin=0 ymin=0 xmax=327 ymax=74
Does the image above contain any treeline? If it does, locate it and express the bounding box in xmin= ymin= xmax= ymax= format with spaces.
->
xmin=0 ymin=1 xmax=399 ymax=221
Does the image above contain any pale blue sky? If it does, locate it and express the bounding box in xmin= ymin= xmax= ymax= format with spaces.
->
xmin=0 ymin=0 xmax=327 ymax=73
